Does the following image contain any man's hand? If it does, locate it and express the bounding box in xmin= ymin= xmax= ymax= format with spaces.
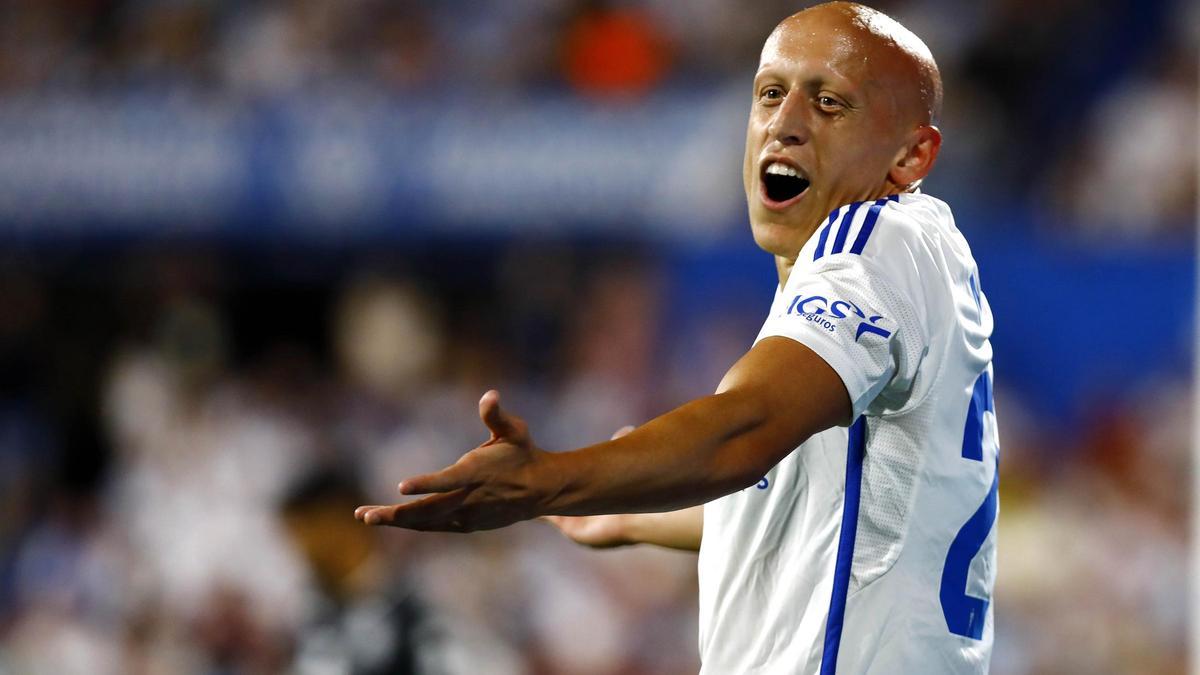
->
xmin=543 ymin=507 xmax=703 ymax=552
xmin=542 ymin=513 xmax=635 ymax=549
xmin=354 ymin=390 xmax=555 ymax=532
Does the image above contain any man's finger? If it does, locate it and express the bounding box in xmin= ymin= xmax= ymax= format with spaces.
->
xmin=361 ymin=505 xmax=404 ymax=527
xmin=360 ymin=506 xmax=395 ymax=526
xmin=478 ymin=390 xmax=527 ymax=442
xmin=354 ymin=505 xmax=386 ymax=521
xmin=398 ymin=462 xmax=475 ymax=495
xmin=610 ymin=425 xmax=635 ymax=440
xmin=358 ymin=491 xmax=470 ymax=529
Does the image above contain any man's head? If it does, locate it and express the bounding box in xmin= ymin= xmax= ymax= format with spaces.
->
xmin=744 ymin=2 xmax=943 ymax=260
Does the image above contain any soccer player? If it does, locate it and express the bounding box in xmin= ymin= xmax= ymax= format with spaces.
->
xmin=356 ymin=2 xmax=998 ymax=673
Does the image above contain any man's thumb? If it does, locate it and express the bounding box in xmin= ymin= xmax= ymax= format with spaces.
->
xmin=611 ymin=425 xmax=635 ymax=440
xmin=479 ymin=390 xmax=525 ymax=440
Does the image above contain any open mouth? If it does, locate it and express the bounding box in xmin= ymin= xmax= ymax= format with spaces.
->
xmin=762 ymin=161 xmax=810 ymax=205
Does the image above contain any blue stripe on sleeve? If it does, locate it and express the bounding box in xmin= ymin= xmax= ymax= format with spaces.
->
xmin=820 ymin=416 xmax=867 ymax=675
xmin=848 ymin=198 xmax=891 ymax=255
xmin=829 ymin=201 xmax=864 ymax=255
xmin=813 ymin=206 xmax=841 ymax=261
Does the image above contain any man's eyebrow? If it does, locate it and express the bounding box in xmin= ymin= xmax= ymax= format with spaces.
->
xmin=753 ymin=65 xmax=785 ymax=84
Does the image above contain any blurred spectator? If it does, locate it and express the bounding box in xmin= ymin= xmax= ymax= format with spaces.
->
xmin=280 ymin=468 xmax=524 ymax=674
xmin=1048 ymin=37 xmax=1198 ymax=238
xmin=333 ymin=277 xmax=442 ymax=405
xmin=561 ymin=2 xmax=672 ymax=98
xmin=995 ymin=384 xmax=1190 ymax=673
xmin=546 ymin=261 xmax=664 ymax=449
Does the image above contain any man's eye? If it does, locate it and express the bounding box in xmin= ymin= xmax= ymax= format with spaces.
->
xmin=760 ymin=87 xmax=784 ymax=101
xmin=818 ymin=96 xmax=843 ymax=110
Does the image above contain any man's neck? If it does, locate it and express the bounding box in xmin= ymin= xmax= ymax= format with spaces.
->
xmin=775 ymin=255 xmax=795 ymax=288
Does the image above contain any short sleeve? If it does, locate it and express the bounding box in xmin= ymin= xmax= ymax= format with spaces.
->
xmin=756 ymin=209 xmax=935 ymax=419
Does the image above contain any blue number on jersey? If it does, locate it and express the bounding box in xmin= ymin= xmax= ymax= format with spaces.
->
xmin=939 ymin=370 xmax=999 ymax=640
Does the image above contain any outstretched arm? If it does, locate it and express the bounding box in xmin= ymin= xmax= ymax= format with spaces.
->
xmin=355 ymin=336 xmax=849 ymax=532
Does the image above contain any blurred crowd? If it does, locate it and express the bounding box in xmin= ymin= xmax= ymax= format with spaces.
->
xmin=0 ymin=0 xmax=1195 ymax=674
xmin=0 ymin=246 xmax=719 ymax=674
xmin=0 ymin=0 xmax=1195 ymax=233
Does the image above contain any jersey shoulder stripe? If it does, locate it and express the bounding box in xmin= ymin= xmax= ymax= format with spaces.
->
xmin=829 ymin=201 xmax=866 ymax=256
xmin=849 ymin=194 xmax=900 ymax=254
xmin=813 ymin=206 xmax=842 ymax=261
xmin=813 ymin=195 xmax=899 ymax=261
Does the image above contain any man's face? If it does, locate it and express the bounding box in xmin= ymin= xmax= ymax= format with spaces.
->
xmin=744 ymin=17 xmax=908 ymax=259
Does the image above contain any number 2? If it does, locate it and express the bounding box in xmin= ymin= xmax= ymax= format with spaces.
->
xmin=939 ymin=369 xmax=999 ymax=640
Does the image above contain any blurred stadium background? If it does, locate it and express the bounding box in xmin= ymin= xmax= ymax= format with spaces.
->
xmin=0 ymin=0 xmax=1195 ymax=673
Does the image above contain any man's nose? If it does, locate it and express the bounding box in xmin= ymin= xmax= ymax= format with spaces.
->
xmin=766 ymin=94 xmax=810 ymax=145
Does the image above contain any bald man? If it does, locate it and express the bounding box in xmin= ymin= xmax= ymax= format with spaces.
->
xmin=357 ymin=3 xmax=997 ymax=673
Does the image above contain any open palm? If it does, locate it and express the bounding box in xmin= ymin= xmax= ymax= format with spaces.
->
xmin=542 ymin=513 xmax=632 ymax=549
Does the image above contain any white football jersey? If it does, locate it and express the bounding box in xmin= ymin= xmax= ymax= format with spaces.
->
xmin=698 ymin=192 xmax=998 ymax=674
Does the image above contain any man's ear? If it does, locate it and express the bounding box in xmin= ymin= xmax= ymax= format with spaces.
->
xmin=888 ymin=125 xmax=941 ymax=190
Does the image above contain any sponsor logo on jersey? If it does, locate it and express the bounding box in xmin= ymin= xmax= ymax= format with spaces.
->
xmin=785 ymin=293 xmax=892 ymax=341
